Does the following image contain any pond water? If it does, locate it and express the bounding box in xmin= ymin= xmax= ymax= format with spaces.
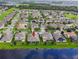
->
xmin=0 ymin=48 xmax=77 ymax=59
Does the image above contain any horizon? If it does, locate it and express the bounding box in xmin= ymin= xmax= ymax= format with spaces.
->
xmin=0 ymin=0 xmax=77 ymax=6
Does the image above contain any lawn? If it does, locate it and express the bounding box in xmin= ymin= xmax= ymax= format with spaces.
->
xmin=0 ymin=42 xmax=77 ymax=49
xmin=0 ymin=8 xmax=15 ymax=21
xmin=64 ymin=13 xmax=78 ymax=19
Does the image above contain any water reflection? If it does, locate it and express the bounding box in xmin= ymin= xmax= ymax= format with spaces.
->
xmin=0 ymin=48 xmax=77 ymax=59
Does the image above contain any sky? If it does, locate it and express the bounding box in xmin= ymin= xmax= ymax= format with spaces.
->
xmin=0 ymin=0 xmax=77 ymax=6
xmin=1 ymin=0 xmax=77 ymax=3
xmin=0 ymin=0 xmax=78 ymax=2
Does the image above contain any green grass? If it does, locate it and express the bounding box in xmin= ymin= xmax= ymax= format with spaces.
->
xmin=0 ymin=37 xmax=77 ymax=49
xmin=0 ymin=8 xmax=15 ymax=21
xmin=34 ymin=28 xmax=40 ymax=32
xmin=0 ymin=28 xmax=7 ymax=33
xmin=0 ymin=42 xmax=77 ymax=49
xmin=64 ymin=13 xmax=78 ymax=19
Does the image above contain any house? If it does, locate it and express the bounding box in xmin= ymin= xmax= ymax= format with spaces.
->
xmin=0 ymin=22 xmax=4 ymax=29
xmin=53 ymin=30 xmax=66 ymax=42
xmin=0 ymin=29 xmax=13 ymax=42
xmin=42 ymin=32 xmax=53 ymax=42
xmin=63 ymin=24 xmax=71 ymax=30
xmin=15 ymin=20 xmax=28 ymax=29
xmin=47 ymin=23 xmax=58 ymax=29
xmin=46 ymin=19 xmax=53 ymax=23
xmin=70 ymin=36 xmax=77 ymax=42
xmin=57 ymin=24 xmax=65 ymax=31
xmin=31 ymin=10 xmax=42 ymax=19
xmin=64 ymin=32 xmax=77 ymax=42
xmin=31 ymin=23 xmax=39 ymax=29
xmin=15 ymin=31 xmax=26 ymax=42
xmin=38 ymin=19 xmax=45 ymax=23
xmin=27 ymin=31 xmax=40 ymax=43
xmin=64 ymin=32 xmax=76 ymax=38
xmin=20 ymin=13 xmax=28 ymax=19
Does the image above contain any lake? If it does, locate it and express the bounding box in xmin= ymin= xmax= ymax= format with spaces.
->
xmin=0 ymin=48 xmax=78 ymax=59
